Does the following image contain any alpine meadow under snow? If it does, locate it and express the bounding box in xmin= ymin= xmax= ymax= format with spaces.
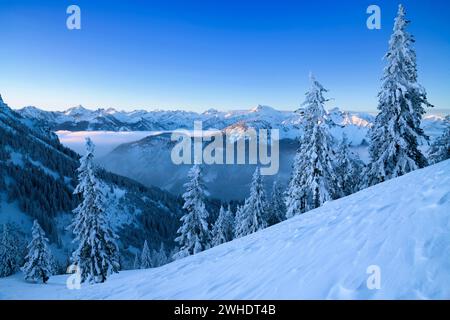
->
xmin=1 ymin=160 xmax=449 ymax=299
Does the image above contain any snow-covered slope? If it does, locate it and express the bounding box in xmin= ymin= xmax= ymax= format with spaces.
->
xmin=2 ymin=160 xmax=449 ymax=300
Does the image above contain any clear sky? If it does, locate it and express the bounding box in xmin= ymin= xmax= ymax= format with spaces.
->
xmin=0 ymin=0 xmax=448 ymax=112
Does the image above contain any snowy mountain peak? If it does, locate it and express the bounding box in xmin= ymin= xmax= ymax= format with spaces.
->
xmin=250 ymin=105 xmax=277 ymax=113
xmin=64 ymin=105 xmax=90 ymax=116
xmin=105 ymin=107 xmax=119 ymax=114
xmin=19 ymin=105 xmax=42 ymax=114
xmin=328 ymin=106 xmax=341 ymax=115
xmin=202 ymin=108 xmax=221 ymax=115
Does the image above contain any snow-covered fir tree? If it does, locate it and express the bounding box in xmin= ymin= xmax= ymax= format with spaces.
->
xmin=154 ymin=243 xmax=168 ymax=267
xmin=428 ymin=116 xmax=450 ymax=164
xmin=235 ymin=167 xmax=269 ymax=238
xmin=147 ymin=243 xmax=168 ymax=268
xmin=211 ymin=205 xmax=235 ymax=246
xmin=0 ymin=223 xmax=20 ymax=277
xmin=133 ymin=251 xmax=140 ymax=270
xmin=174 ymin=165 xmax=210 ymax=259
xmin=234 ymin=205 xmax=244 ymax=235
xmin=367 ymin=5 xmax=432 ymax=186
xmin=285 ymin=75 xmax=339 ymax=218
xmin=269 ymin=180 xmax=287 ymax=225
xmin=69 ymin=137 xmax=120 ymax=283
xmin=140 ymin=240 xmax=153 ymax=269
xmin=336 ymin=133 xmax=363 ymax=197
xmin=21 ymin=220 xmax=54 ymax=283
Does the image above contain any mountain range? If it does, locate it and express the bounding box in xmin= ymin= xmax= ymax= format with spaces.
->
xmin=18 ymin=104 xmax=375 ymax=141
xmin=16 ymin=103 xmax=448 ymax=200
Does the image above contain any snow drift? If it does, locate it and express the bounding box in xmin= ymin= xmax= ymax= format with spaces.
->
xmin=1 ymin=160 xmax=449 ymax=299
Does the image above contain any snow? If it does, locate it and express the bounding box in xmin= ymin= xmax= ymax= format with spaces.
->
xmin=28 ymin=159 xmax=60 ymax=180
xmin=1 ymin=160 xmax=449 ymax=299
xmin=5 ymin=149 xmax=60 ymax=180
xmin=7 ymin=151 xmax=24 ymax=167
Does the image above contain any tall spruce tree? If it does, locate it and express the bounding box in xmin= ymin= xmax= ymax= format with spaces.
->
xmin=211 ymin=206 xmax=235 ymax=246
xmin=69 ymin=137 xmax=120 ymax=283
xmin=21 ymin=220 xmax=54 ymax=283
xmin=285 ymin=75 xmax=338 ymax=218
xmin=428 ymin=116 xmax=450 ymax=164
xmin=0 ymin=223 xmax=20 ymax=277
xmin=269 ymin=180 xmax=287 ymax=225
xmin=174 ymin=165 xmax=210 ymax=259
xmin=235 ymin=167 xmax=269 ymax=238
xmin=140 ymin=240 xmax=152 ymax=269
xmin=367 ymin=5 xmax=432 ymax=186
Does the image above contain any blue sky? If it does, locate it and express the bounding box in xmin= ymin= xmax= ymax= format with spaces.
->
xmin=0 ymin=0 xmax=448 ymax=112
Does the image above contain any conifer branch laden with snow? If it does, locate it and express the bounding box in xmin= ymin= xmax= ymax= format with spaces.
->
xmin=69 ymin=137 xmax=120 ymax=283
xmin=367 ymin=4 xmax=432 ymax=186
xmin=174 ymin=165 xmax=210 ymax=259
xmin=285 ymin=75 xmax=339 ymax=218
xmin=234 ymin=167 xmax=269 ymax=238
xmin=22 ymin=220 xmax=54 ymax=283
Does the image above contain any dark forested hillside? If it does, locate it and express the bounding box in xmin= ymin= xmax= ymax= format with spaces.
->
xmin=0 ymin=96 xmax=184 ymax=269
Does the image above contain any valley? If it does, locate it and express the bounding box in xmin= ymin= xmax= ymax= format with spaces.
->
xmin=48 ymin=106 xmax=447 ymax=200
